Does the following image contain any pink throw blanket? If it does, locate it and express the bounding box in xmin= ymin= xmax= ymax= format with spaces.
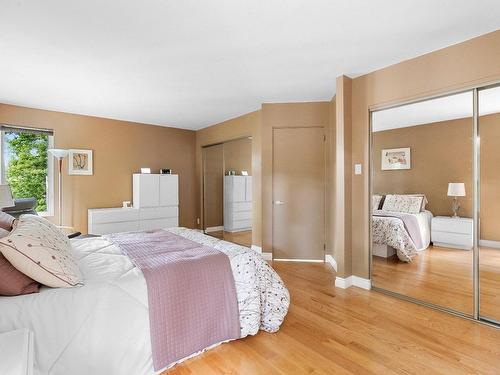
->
xmin=105 ymin=230 xmax=240 ymax=371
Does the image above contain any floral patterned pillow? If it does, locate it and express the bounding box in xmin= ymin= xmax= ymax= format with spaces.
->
xmin=382 ymin=194 xmax=423 ymax=214
xmin=0 ymin=215 xmax=82 ymax=288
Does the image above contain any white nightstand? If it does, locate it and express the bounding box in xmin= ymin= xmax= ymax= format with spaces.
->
xmin=0 ymin=329 xmax=34 ymax=375
xmin=431 ymin=216 xmax=473 ymax=250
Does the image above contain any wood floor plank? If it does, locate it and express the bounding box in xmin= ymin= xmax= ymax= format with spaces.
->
xmin=163 ymin=261 xmax=500 ymax=375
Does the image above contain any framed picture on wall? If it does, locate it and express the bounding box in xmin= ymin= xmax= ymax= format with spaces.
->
xmin=381 ymin=147 xmax=411 ymax=170
xmin=68 ymin=149 xmax=93 ymax=175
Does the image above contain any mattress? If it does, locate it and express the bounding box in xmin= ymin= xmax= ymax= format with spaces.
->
xmin=0 ymin=228 xmax=289 ymax=375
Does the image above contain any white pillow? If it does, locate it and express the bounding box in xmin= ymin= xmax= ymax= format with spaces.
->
xmin=0 ymin=215 xmax=82 ymax=288
xmin=372 ymin=195 xmax=383 ymax=211
xmin=382 ymin=194 xmax=423 ymax=214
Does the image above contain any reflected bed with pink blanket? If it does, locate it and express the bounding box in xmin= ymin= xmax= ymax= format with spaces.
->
xmin=0 ymin=227 xmax=290 ymax=375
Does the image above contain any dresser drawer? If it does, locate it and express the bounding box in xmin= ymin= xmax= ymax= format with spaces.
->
xmin=89 ymin=208 xmax=139 ymax=224
xmin=233 ymin=210 xmax=252 ymax=221
xmin=139 ymin=217 xmax=178 ymax=231
xmin=432 ymin=231 xmax=473 ymax=249
xmin=139 ymin=206 xmax=178 ymax=220
xmin=232 ymin=202 xmax=252 ymax=212
xmin=432 ymin=218 xmax=472 ymax=234
xmin=90 ymin=221 xmax=139 ymax=235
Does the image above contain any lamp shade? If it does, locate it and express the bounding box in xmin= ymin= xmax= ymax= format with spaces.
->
xmin=0 ymin=185 xmax=14 ymax=208
xmin=48 ymin=149 xmax=69 ymax=159
xmin=447 ymin=183 xmax=466 ymax=197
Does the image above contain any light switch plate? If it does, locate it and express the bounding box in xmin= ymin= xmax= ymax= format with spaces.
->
xmin=355 ymin=164 xmax=362 ymax=175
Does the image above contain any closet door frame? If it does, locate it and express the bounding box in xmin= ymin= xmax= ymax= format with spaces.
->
xmin=368 ymin=82 xmax=500 ymax=328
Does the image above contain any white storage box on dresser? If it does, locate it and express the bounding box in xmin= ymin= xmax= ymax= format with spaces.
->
xmin=88 ymin=174 xmax=179 ymax=235
xmin=431 ymin=216 xmax=473 ymax=250
xmin=224 ymin=175 xmax=252 ymax=232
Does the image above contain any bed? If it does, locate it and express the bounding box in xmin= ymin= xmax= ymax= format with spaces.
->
xmin=0 ymin=227 xmax=290 ymax=375
xmin=372 ymin=194 xmax=433 ymax=262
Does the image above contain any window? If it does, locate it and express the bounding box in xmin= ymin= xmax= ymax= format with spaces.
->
xmin=0 ymin=125 xmax=54 ymax=215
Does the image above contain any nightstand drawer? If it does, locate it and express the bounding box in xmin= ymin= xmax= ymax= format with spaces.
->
xmin=432 ymin=218 xmax=472 ymax=234
xmin=432 ymin=231 xmax=473 ymax=248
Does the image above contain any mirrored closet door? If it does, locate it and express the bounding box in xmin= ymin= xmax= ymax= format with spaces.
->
xmin=202 ymin=137 xmax=253 ymax=247
xmin=479 ymin=85 xmax=500 ymax=324
xmin=371 ymin=91 xmax=475 ymax=315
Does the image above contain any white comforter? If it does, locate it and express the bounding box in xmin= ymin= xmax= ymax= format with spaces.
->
xmin=0 ymin=228 xmax=289 ymax=375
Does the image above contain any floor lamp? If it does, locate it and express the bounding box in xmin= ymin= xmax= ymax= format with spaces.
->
xmin=48 ymin=149 xmax=69 ymax=226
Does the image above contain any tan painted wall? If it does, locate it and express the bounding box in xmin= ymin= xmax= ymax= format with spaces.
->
xmin=351 ymin=29 xmax=500 ymax=278
xmin=480 ymin=112 xmax=500 ymax=241
xmin=373 ymin=117 xmax=474 ymax=218
xmin=261 ymin=102 xmax=330 ymax=253
xmin=195 ymin=111 xmax=262 ymax=247
xmin=0 ymin=103 xmax=198 ymax=233
xmin=202 ymin=144 xmax=224 ymax=228
xmin=224 ymin=137 xmax=252 ymax=174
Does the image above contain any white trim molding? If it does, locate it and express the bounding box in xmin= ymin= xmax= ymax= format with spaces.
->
xmin=324 ymin=254 xmax=337 ymax=271
xmin=251 ymin=245 xmax=262 ymax=253
xmin=273 ymin=258 xmax=324 ymax=263
xmin=335 ymin=275 xmax=371 ymax=290
xmin=261 ymin=252 xmax=272 ymax=261
xmin=205 ymin=226 xmax=224 ymax=233
xmin=479 ymin=239 xmax=500 ymax=249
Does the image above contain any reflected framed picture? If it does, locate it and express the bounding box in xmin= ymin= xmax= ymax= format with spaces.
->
xmin=68 ymin=149 xmax=93 ymax=175
xmin=381 ymin=147 xmax=411 ymax=170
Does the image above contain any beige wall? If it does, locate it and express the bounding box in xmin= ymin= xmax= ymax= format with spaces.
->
xmin=373 ymin=117 xmax=474 ymax=218
xmin=223 ymin=137 xmax=252 ymax=174
xmin=350 ymin=29 xmax=500 ymax=278
xmin=202 ymin=144 xmax=224 ymax=228
xmin=0 ymin=104 xmax=197 ymax=233
xmin=261 ymin=102 xmax=330 ymax=253
xmin=196 ymin=111 xmax=262 ymax=246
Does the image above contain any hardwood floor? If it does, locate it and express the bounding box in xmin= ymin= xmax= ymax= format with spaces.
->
xmin=164 ymin=261 xmax=500 ymax=375
xmin=373 ymin=245 xmax=500 ymax=320
xmin=207 ymin=230 xmax=252 ymax=247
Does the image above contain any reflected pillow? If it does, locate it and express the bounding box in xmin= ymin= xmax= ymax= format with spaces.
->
xmin=0 ymin=215 xmax=82 ymax=288
xmin=372 ymin=195 xmax=383 ymax=211
xmin=382 ymin=194 xmax=423 ymax=214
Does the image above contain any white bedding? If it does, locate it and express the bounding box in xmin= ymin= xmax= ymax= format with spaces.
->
xmin=372 ymin=210 xmax=433 ymax=261
xmin=0 ymin=228 xmax=289 ymax=375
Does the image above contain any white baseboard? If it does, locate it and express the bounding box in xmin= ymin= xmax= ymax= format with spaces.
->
xmin=480 ymin=239 xmax=500 ymax=249
xmin=205 ymin=226 xmax=223 ymax=233
xmin=251 ymin=245 xmax=262 ymax=253
xmin=261 ymin=252 xmax=272 ymax=261
xmin=335 ymin=275 xmax=371 ymax=290
xmin=273 ymin=258 xmax=324 ymax=263
xmin=324 ymin=254 xmax=337 ymax=271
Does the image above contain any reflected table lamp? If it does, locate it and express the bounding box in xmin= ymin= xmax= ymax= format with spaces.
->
xmin=448 ymin=182 xmax=466 ymax=218
xmin=48 ymin=149 xmax=69 ymax=226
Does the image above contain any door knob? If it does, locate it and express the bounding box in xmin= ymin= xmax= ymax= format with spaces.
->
xmin=274 ymin=200 xmax=285 ymax=205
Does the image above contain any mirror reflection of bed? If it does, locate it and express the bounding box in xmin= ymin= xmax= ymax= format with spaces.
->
xmin=371 ymin=91 xmax=476 ymax=314
xmin=202 ymin=137 xmax=253 ymax=248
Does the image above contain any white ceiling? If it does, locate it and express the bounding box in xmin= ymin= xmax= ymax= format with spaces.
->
xmin=372 ymin=86 xmax=500 ymax=132
xmin=1 ymin=1 xmax=500 ymax=130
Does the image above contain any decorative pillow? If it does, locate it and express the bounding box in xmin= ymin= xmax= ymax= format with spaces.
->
xmin=0 ymin=253 xmax=40 ymax=296
xmin=0 ymin=215 xmax=82 ymax=288
xmin=372 ymin=195 xmax=383 ymax=211
xmin=407 ymin=194 xmax=429 ymax=212
xmin=382 ymin=194 xmax=423 ymax=214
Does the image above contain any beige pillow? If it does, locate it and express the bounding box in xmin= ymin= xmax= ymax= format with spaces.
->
xmin=0 ymin=215 xmax=82 ymax=288
xmin=382 ymin=194 xmax=423 ymax=214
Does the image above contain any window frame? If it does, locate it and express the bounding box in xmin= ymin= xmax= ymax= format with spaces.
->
xmin=0 ymin=125 xmax=54 ymax=217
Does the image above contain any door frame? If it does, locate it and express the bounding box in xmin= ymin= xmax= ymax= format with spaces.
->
xmin=271 ymin=126 xmax=327 ymax=262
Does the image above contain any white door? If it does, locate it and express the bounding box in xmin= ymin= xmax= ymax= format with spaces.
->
xmin=159 ymin=175 xmax=179 ymax=206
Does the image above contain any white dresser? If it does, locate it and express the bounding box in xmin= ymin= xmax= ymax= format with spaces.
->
xmin=88 ymin=174 xmax=179 ymax=235
xmin=224 ymin=175 xmax=252 ymax=232
xmin=431 ymin=216 xmax=473 ymax=250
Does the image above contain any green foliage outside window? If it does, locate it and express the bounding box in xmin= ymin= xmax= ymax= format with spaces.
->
xmin=4 ymin=131 xmax=49 ymax=212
